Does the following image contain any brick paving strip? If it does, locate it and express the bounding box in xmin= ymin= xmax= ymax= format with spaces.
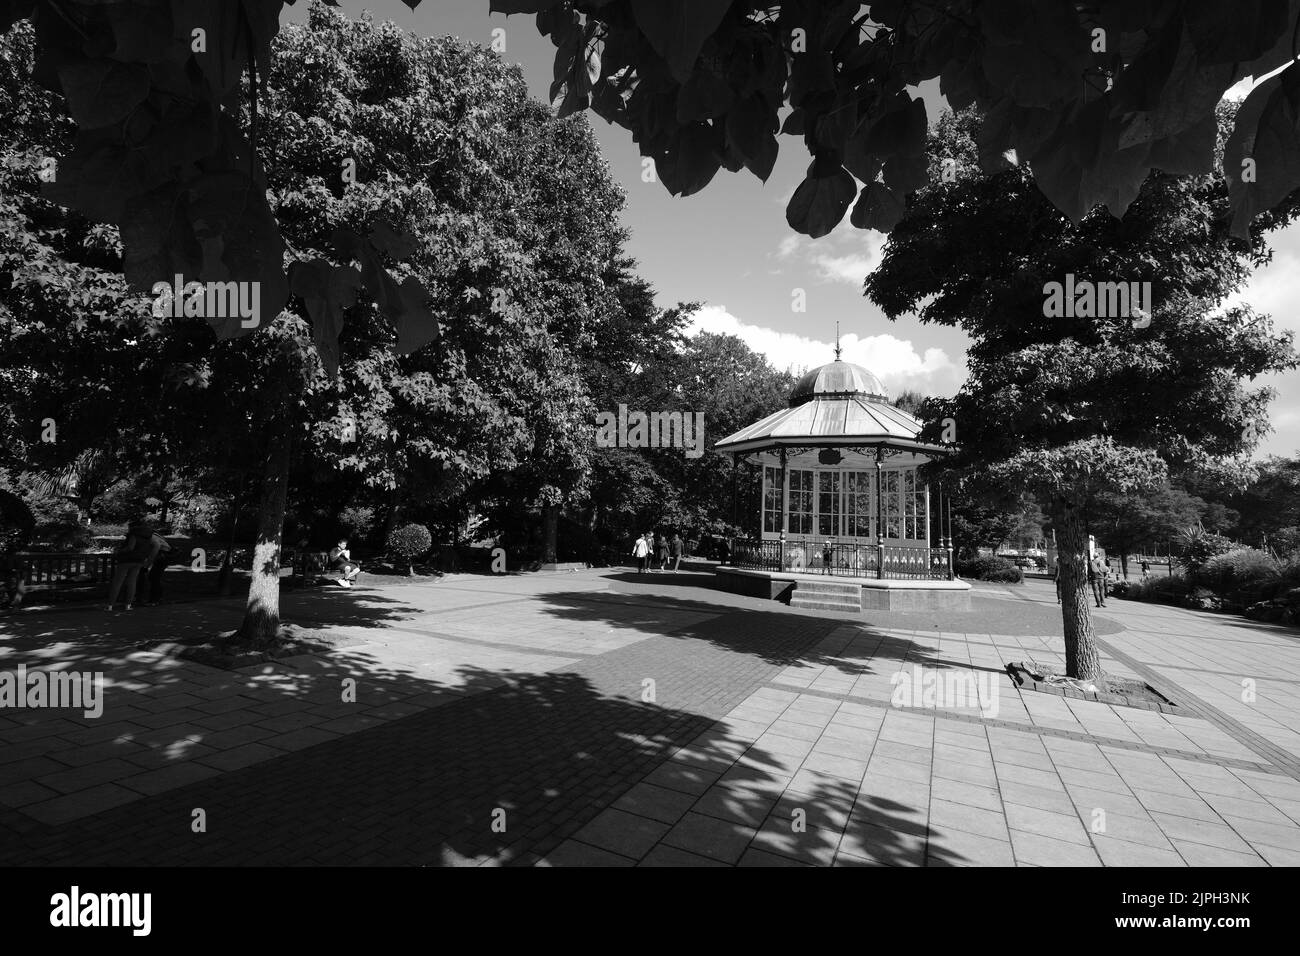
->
xmin=1093 ymin=635 xmax=1300 ymax=782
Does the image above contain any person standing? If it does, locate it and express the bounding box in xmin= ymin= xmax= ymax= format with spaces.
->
xmin=106 ymin=518 xmax=155 ymax=611
xmin=632 ymin=532 xmax=649 ymax=574
xmin=654 ymin=531 xmax=669 ymax=572
xmin=822 ymin=539 xmax=834 ymax=575
xmin=1089 ymin=555 xmax=1109 ymax=608
xmin=670 ymin=532 xmax=684 ymax=571
xmin=136 ymin=530 xmax=173 ymax=606
xmin=1141 ymin=558 xmax=1151 ymax=580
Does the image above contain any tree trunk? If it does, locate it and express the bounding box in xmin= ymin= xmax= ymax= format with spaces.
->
xmin=381 ymin=484 xmax=399 ymax=547
xmin=235 ymin=413 xmax=293 ymax=647
xmin=1057 ymin=502 xmax=1102 ymax=682
xmin=543 ymin=505 xmax=558 ymax=564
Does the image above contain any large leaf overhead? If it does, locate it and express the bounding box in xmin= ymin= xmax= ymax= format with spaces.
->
xmin=16 ymin=0 xmax=1300 ymax=296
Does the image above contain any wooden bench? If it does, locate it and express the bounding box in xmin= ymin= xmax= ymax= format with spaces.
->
xmin=287 ymin=550 xmax=341 ymax=587
xmin=2 ymin=552 xmax=117 ymax=605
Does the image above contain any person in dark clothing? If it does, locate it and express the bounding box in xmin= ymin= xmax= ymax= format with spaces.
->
xmin=670 ymin=533 xmax=684 ymax=571
xmin=106 ymin=518 xmax=155 ymax=611
xmin=135 ymin=530 xmax=173 ymax=606
xmin=654 ymin=532 xmax=669 ymax=572
xmin=329 ymin=538 xmax=361 ymax=587
xmin=1089 ymin=556 xmax=1109 ymax=608
xmin=1 ymin=555 xmax=26 ymax=611
xmin=822 ymin=539 xmax=834 ymax=575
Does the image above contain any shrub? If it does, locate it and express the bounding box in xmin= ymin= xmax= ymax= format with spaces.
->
xmin=1120 ymin=573 xmax=1190 ymax=605
xmin=338 ymin=506 xmax=375 ymax=540
xmin=1200 ymin=547 xmax=1280 ymax=594
xmin=1173 ymin=525 xmax=1235 ymax=579
xmin=387 ymin=523 xmax=432 ymax=575
xmin=956 ymin=555 xmax=1023 ymax=583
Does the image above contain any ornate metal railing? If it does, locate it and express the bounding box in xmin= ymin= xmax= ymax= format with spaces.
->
xmin=726 ymin=538 xmax=952 ymax=580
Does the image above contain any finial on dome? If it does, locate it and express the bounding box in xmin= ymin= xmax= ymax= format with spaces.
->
xmin=834 ymin=322 xmax=841 ymax=361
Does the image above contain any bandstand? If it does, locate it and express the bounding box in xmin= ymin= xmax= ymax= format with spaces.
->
xmin=713 ymin=352 xmax=971 ymax=611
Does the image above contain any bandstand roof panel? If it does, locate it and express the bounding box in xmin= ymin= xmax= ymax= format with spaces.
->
xmin=712 ymin=355 xmax=951 ymax=456
xmin=713 ymin=395 xmax=944 ymax=455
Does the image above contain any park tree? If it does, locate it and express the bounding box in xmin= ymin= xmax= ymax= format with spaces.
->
xmin=1222 ymin=455 xmax=1300 ymax=554
xmin=1088 ymin=482 xmax=1210 ymax=577
xmin=12 ymin=0 xmax=1300 ymax=648
xmin=1 ymin=6 xmax=632 ymax=640
xmin=866 ymin=106 xmax=1298 ymax=682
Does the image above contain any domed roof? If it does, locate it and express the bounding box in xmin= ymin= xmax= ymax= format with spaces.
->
xmin=790 ymin=359 xmax=888 ymax=406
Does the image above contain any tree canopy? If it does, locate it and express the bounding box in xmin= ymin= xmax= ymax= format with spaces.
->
xmin=8 ymin=0 xmax=1300 ymax=353
xmin=867 ymin=105 xmax=1298 ymax=679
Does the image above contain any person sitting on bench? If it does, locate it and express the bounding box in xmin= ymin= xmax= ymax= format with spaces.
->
xmin=328 ymin=538 xmax=362 ymax=587
xmin=0 ymin=557 xmax=25 ymax=611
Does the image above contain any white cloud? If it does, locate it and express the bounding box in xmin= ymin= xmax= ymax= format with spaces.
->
xmin=775 ymin=228 xmax=888 ymax=288
xmin=688 ymin=304 xmax=962 ymax=399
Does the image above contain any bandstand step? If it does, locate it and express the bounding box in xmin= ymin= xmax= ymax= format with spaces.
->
xmin=790 ymin=580 xmax=862 ymax=612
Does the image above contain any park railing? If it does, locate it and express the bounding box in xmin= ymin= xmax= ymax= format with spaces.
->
xmin=726 ymin=538 xmax=952 ymax=580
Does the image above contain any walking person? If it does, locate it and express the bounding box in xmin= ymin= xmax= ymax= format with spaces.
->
xmin=1089 ymin=555 xmax=1109 ymax=608
xmin=670 ymin=532 xmax=684 ymax=571
xmin=1141 ymin=558 xmax=1151 ymax=581
xmin=632 ymin=532 xmax=649 ymax=574
xmin=654 ymin=531 xmax=669 ymax=572
xmin=1054 ymin=566 xmax=1062 ymax=604
xmin=822 ymin=539 xmax=834 ymax=575
xmin=106 ymin=517 xmax=155 ymax=611
xmin=136 ymin=529 xmax=173 ymax=606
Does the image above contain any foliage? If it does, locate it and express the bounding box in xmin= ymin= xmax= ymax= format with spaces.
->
xmin=337 ymin=506 xmax=374 ymax=539
xmin=1200 ymin=547 xmax=1280 ymax=593
xmin=955 ymin=554 xmax=1022 ymax=584
xmin=1089 ymin=482 xmax=1210 ymax=574
xmin=867 ymin=104 xmax=1298 ymax=680
xmin=387 ymin=522 xmax=432 ymax=559
xmin=1120 ymin=572 xmax=1192 ymax=605
xmin=517 ymin=1 xmax=1300 ymax=240
xmin=1173 ymin=524 xmax=1235 ymax=577
xmin=7 ymin=0 xmax=1300 ymax=347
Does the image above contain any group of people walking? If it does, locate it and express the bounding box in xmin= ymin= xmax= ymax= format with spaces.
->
xmin=632 ymin=531 xmax=683 ymax=573
xmin=105 ymin=517 xmax=173 ymax=611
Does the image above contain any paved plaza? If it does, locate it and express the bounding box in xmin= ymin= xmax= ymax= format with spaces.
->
xmin=1 ymin=569 xmax=1299 ymax=866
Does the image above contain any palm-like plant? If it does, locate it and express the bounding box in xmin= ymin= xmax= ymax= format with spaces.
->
xmin=29 ymin=448 xmax=116 ymax=522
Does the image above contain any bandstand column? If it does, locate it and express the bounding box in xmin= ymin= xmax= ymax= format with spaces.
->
xmin=779 ymin=447 xmax=788 ymax=571
xmin=874 ymin=447 xmax=884 ymax=580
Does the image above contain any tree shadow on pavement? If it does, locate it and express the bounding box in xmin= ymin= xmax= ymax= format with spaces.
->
xmin=0 ymin=653 xmax=961 ymax=867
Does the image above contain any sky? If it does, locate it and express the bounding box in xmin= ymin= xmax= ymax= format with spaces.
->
xmin=288 ymin=1 xmax=1299 ymax=459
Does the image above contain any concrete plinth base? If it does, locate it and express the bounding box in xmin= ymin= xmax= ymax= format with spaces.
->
xmin=715 ymin=566 xmax=971 ymax=612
